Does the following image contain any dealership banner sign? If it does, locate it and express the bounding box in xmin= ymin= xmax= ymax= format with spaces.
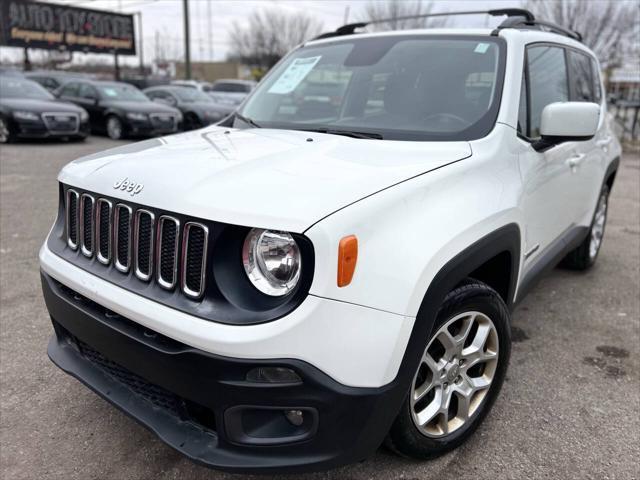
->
xmin=0 ymin=0 xmax=135 ymax=55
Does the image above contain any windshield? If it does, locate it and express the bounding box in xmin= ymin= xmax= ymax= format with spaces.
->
xmin=238 ymin=36 xmax=505 ymax=141
xmin=97 ymin=83 xmax=149 ymax=102
xmin=0 ymin=77 xmax=54 ymax=100
xmin=173 ymin=88 xmax=213 ymax=102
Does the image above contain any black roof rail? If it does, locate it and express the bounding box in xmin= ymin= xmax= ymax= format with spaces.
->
xmin=313 ymin=8 xmax=535 ymax=40
xmin=492 ymin=17 xmax=582 ymax=41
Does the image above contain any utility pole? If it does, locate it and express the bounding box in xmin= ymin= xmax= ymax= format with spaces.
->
xmin=23 ymin=47 xmax=31 ymax=71
xmin=135 ymin=12 xmax=144 ymax=76
xmin=343 ymin=6 xmax=350 ymax=24
xmin=207 ymin=0 xmax=213 ymax=61
xmin=183 ymin=0 xmax=191 ymax=80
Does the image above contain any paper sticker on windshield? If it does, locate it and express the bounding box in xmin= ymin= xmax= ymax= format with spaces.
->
xmin=474 ymin=43 xmax=490 ymax=54
xmin=102 ymin=88 xmax=118 ymax=97
xmin=268 ymin=56 xmax=321 ymax=94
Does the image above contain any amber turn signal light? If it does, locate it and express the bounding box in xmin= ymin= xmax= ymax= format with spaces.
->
xmin=337 ymin=235 xmax=358 ymax=287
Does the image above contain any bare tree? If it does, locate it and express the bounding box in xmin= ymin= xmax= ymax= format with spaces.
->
xmin=526 ymin=0 xmax=640 ymax=70
xmin=361 ymin=0 xmax=447 ymax=31
xmin=228 ymin=9 xmax=323 ymax=70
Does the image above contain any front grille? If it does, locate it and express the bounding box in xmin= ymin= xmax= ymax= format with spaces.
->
xmin=42 ymin=112 xmax=79 ymax=133
xmin=64 ymin=188 xmax=208 ymax=301
xmin=182 ymin=223 xmax=208 ymax=299
xmin=134 ymin=210 xmax=154 ymax=281
xmin=149 ymin=113 xmax=176 ymax=130
xmin=80 ymin=194 xmax=94 ymax=257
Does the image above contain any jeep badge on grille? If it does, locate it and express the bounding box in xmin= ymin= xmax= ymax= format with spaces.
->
xmin=113 ymin=177 xmax=144 ymax=196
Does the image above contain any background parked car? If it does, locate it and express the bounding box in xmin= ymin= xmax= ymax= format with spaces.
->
xmin=0 ymin=75 xmax=89 ymax=144
xmin=170 ymin=79 xmax=214 ymax=93
xmin=56 ymin=79 xmax=182 ymax=140
xmin=25 ymin=70 xmax=93 ymax=93
xmin=209 ymin=79 xmax=256 ymax=107
xmin=144 ymin=85 xmax=231 ymax=130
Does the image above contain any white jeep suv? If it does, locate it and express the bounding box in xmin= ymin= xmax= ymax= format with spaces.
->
xmin=40 ymin=9 xmax=621 ymax=474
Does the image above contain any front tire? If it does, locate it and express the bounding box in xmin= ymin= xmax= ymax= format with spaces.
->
xmin=183 ymin=112 xmax=202 ymax=131
xmin=0 ymin=116 xmax=14 ymax=144
xmin=561 ymin=185 xmax=609 ymax=270
xmin=106 ymin=115 xmax=125 ymax=140
xmin=386 ymin=279 xmax=511 ymax=459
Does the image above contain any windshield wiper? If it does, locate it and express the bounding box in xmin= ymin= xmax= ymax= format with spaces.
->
xmin=234 ymin=112 xmax=261 ymax=128
xmin=304 ymin=128 xmax=383 ymax=140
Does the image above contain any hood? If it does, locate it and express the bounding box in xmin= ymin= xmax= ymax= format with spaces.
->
xmin=59 ymin=127 xmax=471 ymax=232
xmin=1 ymin=98 xmax=85 ymax=113
xmin=99 ymin=100 xmax=179 ymax=114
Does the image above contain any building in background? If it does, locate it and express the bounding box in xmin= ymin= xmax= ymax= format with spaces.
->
xmin=169 ymin=61 xmax=252 ymax=82
xmin=609 ymin=64 xmax=640 ymax=102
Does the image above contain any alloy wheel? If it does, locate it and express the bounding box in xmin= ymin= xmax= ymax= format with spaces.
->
xmin=411 ymin=311 xmax=499 ymax=438
xmin=107 ymin=117 xmax=123 ymax=140
xmin=589 ymin=191 xmax=608 ymax=260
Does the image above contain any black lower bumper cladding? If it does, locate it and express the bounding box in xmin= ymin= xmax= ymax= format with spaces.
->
xmin=42 ymin=272 xmax=404 ymax=473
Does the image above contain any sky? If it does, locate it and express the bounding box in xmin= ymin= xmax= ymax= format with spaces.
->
xmin=0 ymin=0 xmax=523 ymax=66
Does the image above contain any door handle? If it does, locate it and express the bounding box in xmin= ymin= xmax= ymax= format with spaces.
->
xmin=567 ymin=153 xmax=585 ymax=168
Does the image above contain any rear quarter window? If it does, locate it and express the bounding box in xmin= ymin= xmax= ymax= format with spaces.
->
xmin=568 ymin=50 xmax=596 ymax=102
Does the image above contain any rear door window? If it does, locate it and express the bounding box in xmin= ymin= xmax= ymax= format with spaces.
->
xmin=526 ymin=45 xmax=569 ymax=139
xmin=60 ymin=82 xmax=79 ymax=97
xmin=79 ymin=84 xmax=97 ymax=100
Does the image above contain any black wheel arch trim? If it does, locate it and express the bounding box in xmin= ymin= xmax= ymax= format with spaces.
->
xmin=368 ymin=223 xmax=522 ymax=449
xmin=604 ymin=156 xmax=620 ymax=190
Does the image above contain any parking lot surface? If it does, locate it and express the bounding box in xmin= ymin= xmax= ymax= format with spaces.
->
xmin=1 ymin=137 xmax=638 ymax=480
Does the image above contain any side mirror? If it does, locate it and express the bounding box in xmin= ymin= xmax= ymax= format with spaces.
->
xmin=533 ymin=102 xmax=600 ymax=152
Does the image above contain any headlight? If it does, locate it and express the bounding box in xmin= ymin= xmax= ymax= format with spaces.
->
xmin=13 ymin=110 xmax=40 ymax=121
xmin=126 ymin=112 xmax=148 ymax=121
xmin=79 ymin=110 xmax=89 ymax=121
xmin=242 ymin=228 xmax=301 ymax=296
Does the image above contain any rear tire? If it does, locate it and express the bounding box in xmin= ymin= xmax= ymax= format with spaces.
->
xmin=561 ymin=185 xmax=609 ymax=270
xmin=386 ymin=279 xmax=511 ymax=459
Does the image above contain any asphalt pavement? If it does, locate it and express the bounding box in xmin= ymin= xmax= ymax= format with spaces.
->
xmin=1 ymin=136 xmax=638 ymax=480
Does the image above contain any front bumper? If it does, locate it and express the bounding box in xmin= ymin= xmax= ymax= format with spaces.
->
xmin=43 ymin=272 xmax=403 ymax=473
xmin=125 ymin=118 xmax=179 ymax=137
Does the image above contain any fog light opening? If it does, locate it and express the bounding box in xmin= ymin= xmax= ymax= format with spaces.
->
xmin=284 ymin=409 xmax=304 ymax=426
xmin=246 ymin=367 xmax=302 ymax=384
